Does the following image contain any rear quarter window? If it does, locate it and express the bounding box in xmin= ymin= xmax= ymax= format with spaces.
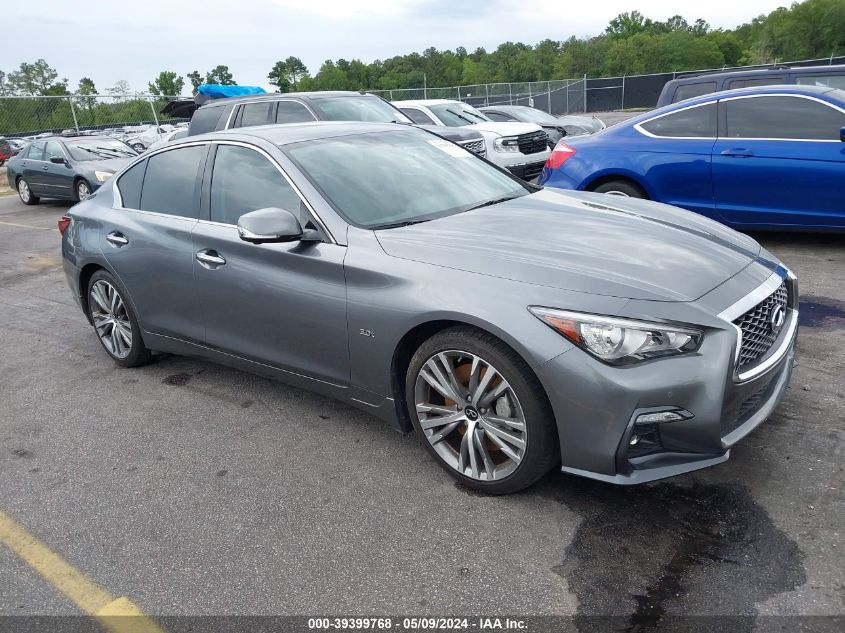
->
xmin=189 ymin=106 xmax=225 ymax=135
xmin=116 ymin=159 xmax=147 ymax=209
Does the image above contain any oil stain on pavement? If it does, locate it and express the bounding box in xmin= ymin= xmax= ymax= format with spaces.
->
xmin=798 ymin=296 xmax=845 ymax=328
xmin=542 ymin=477 xmax=805 ymax=631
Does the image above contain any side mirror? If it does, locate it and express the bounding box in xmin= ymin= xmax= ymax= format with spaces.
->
xmin=237 ymin=207 xmax=313 ymax=244
xmin=840 ymin=126 xmax=845 ymax=143
xmin=50 ymin=156 xmax=66 ymax=164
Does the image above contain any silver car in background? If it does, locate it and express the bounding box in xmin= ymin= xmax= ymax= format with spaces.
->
xmin=60 ymin=122 xmax=797 ymax=493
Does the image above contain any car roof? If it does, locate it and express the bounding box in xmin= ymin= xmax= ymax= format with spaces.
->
xmin=671 ymin=63 xmax=845 ymax=82
xmin=185 ymin=121 xmax=415 ymax=146
xmin=392 ymin=99 xmax=461 ymax=107
xmin=478 ymin=105 xmax=528 ymax=111
xmin=197 ymin=91 xmax=378 ymax=108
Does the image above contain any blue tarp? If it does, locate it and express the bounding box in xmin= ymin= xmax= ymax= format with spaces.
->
xmin=196 ymin=84 xmax=266 ymax=99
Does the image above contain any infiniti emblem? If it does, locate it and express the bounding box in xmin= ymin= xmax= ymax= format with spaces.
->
xmin=465 ymin=407 xmax=479 ymax=421
xmin=769 ymin=305 xmax=786 ymax=334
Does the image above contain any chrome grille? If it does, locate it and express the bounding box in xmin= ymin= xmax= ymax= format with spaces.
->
xmin=458 ymin=138 xmax=486 ymax=157
xmin=733 ymin=281 xmax=789 ymax=370
xmin=516 ymin=131 xmax=549 ymax=155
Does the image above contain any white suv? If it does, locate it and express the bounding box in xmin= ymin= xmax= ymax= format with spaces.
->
xmin=393 ymin=99 xmax=550 ymax=180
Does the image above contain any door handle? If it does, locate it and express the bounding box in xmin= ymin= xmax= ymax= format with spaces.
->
xmin=42 ymin=166 xmax=49 ymax=170
xmin=720 ymin=148 xmax=754 ymax=157
xmin=196 ymin=249 xmax=226 ymax=269
xmin=106 ymin=231 xmax=129 ymax=247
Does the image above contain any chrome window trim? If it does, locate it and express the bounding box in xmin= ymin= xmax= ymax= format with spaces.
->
xmin=223 ymin=98 xmax=318 ymax=130
xmin=717 ymin=265 xmax=798 ymax=382
xmin=633 ymin=101 xmax=718 ymax=140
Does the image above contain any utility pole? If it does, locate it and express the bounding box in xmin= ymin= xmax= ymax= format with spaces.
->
xmin=424 ymin=73 xmax=427 ymax=99
xmin=68 ymin=97 xmax=80 ymax=133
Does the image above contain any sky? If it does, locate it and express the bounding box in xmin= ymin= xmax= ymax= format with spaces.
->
xmin=4 ymin=0 xmax=790 ymax=94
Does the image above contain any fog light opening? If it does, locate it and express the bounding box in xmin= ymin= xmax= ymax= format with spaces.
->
xmin=635 ymin=409 xmax=693 ymax=425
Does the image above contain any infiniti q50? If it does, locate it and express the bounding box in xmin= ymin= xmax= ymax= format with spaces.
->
xmin=60 ymin=122 xmax=798 ymax=493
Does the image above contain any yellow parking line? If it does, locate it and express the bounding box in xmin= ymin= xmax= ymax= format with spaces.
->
xmin=0 ymin=510 xmax=165 ymax=633
xmin=0 ymin=220 xmax=54 ymax=231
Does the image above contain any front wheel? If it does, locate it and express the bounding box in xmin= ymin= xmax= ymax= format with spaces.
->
xmin=17 ymin=178 xmax=39 ymax=205
xmin=87 ymin=270 xmax=151 ymax=367
xmin=75 ymin=179 xmax=91 ymax=202
xmin=131 ymin=143 xmax=145 ymax=153
xmin=406 ymin=327 xmax=559 ymax=494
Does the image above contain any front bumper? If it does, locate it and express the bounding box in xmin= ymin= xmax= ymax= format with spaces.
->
xmin=506 ymin=160 xmax=547 ymax=182
xmin=536 ymin=270 xmax=798 ymax=485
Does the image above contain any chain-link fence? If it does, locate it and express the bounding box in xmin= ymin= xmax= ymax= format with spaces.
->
xmin=0 ymin=94 xmax=189 ymax=138
xmin=371 ymin=55 xmax=845 ymax=115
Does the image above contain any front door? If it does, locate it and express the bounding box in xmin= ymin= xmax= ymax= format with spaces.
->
xmin=191 ymin=142 xmax=349 ymax=385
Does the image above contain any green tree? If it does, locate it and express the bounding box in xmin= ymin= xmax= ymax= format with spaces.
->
xmin=7 ymin=59 xmax=66 ymax=95
xmin=187 ymin=70 xmax=203 ymax=93
xmin=268 ymin=57 xmax=310 ymax=92
xmin=148 ymin=71 xmax=185 ymax=97
xmin=205 ymin=65 xmax=236 ymax=85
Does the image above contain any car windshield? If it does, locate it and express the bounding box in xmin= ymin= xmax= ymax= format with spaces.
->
xmin=65 ymin=138 xmax=138 ymax=161
xmin=428 ymin=103 xmax=491 ymax=126
xmin=285 ymin=129 xmax=530 ymax=229
xmin=512 ymin=107 xmax=560 ymax=124
xmin=311 ymin=96 xmax=411 ymax=123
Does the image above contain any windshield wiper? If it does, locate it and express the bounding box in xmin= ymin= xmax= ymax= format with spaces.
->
xmin=370 ymin=219 xmax=429 ymax=230
xmin=466 ymin=195 xmax=523 ymax=212
xmin=445 ymin=109 xmax=476 ymax=125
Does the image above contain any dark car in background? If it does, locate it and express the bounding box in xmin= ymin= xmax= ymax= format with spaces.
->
xmin=6 ymin=135 xmax=138 ymax=204
xmin=186 ymin=91 xmax=488 ymax=157
xmin=657 ymin=64 xmax=845 ymax=106
xmin=479 ymin=105 xmax=605 ymax=147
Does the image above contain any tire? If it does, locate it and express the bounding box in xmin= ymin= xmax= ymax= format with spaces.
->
xmin=405 ymin=326 xmax=559 ymax=494
xmin=86 ymin=270 xmax=151 ymax=367
xmin=75 ymin=179 xmax=92 ymax=202
xmin=592 ymin=180 xmax=646 ymax=198
xmin=17 ymin=178 xmax=39 ymax=205
xmin=131 ymin=143 xmax=145 ymax=153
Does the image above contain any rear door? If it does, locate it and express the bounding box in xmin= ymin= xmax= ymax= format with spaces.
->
xmin=99 ymin=144 xmax=208 ymax=342
xmin=712 ymin=94 xmax=845 ymax=228
xmin=21 ymin=141 xmax=47 ymax=193
xmin=229 ymin=102 xmax=273 ymax=129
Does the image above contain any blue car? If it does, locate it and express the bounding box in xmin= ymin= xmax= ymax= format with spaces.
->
xmin=538 ymin=85 xmax=845 ymax=230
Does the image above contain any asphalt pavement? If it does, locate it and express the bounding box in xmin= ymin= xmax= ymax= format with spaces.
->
xmin=0 ymin=192 xmax=843 ymax=630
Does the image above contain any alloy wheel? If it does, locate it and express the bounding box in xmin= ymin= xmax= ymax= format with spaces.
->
xmin=18 ymin=180 xmax=30 ymax=203
xmin=414 ymin=350 xmax=527 ymax=481
xmin=90 ymin=280 xmax=132 ymax=359
xmin=77 ymin=181 xmax=91 ymax=201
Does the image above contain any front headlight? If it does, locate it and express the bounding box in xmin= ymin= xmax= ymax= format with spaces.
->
xmin=493 ymin=136 xmax=520 ymax=153
xmin=529 ymin=307 xmax=702 ymax=365
xmin=94 ymin=171 xmax=114 ymax=183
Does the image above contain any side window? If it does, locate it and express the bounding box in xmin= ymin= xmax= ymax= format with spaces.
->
xmin=139 ymin=145 xmax=205 ymax=217
xmin=400 ymin=107 xmax=436 ymax=125
xmin=640 ymin=103 xmax=716 ymax=138
xmin=233 ymin=103 xmax=271 ymax=128
xmin=796 ymin=74 xmax=845 ymax=90
xmin=189 ymin=106 xmax=225 ymax=135
xmin=209 ymin=144 xmax=304 ymax=226
xmin=275 ymin=101 xmax=317 ymax=124
xmin=673 ymin=82 xmax=717 ymax=103
xmin=45 ymin=141 xmax=65 ymax=161
xmin=727 ymin=77 xmax=783 ymax=89
xmin=27 ymin=141 xmax=46 ymax=161
xmin=117 ymin=159 xmax=147 ymax=209
xmin=724 ymin=96 xmax=845 ymax=140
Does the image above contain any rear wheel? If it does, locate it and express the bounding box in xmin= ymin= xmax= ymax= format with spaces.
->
xmin=75 ymin=179 xmax=91 ymax=202
xmin=17 ymin=179 xmax=39 ymax=205
xmin=406 ymin=327 xmax=558 ymax=494
xmin=131 ymin=143 xmax=145 ymax=153
xmin=592 ymin=180 xmax=646 ymax=198
xmin=87 ymin=270 xmax=151 ymax=367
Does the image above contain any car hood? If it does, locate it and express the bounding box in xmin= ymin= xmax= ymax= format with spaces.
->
xmin=76 ymin=157 xmax=134 ymax=173
xmin=375 ymin=189 xmax=762 ymax=302
xmin=464 ymin=121 xmax=542 ymax=137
